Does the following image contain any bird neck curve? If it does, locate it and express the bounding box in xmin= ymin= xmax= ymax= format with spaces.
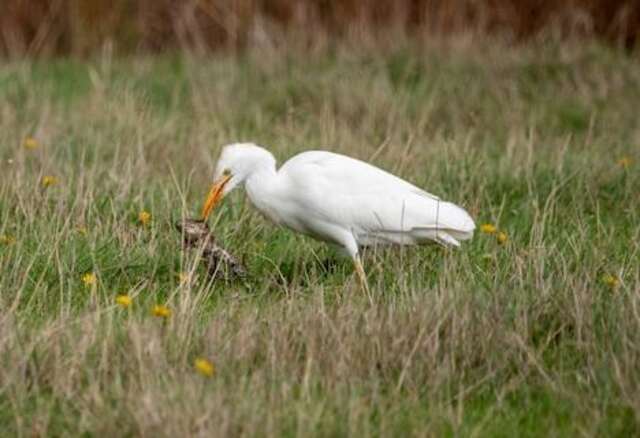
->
xmin=242 ymin=146 xmax=277 ymax=182
xmin=243 ymin=151 xmax=281 ymax=216
xmin=252 ymin=147 xmax=277 ymax=175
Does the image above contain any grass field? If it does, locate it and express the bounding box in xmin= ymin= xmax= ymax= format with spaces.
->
xmin=0 ymin=41 xmax=639 ymax=436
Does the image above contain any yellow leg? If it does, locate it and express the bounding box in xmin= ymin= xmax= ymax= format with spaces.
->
xmin=353 ymin=256 xmax=371 ymax=297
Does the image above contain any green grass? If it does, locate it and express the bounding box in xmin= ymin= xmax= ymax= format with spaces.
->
xmin=0 ymin=41 xmax=639 ymax=436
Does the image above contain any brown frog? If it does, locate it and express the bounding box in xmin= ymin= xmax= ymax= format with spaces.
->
xmin=175 ymin=218 xmax=247 ymax=280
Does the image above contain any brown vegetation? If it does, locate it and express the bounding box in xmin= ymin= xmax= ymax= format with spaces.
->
xmin=1 ymin=0 xmax=639 ymax=56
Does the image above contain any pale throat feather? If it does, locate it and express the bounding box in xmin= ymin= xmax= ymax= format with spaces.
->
xmin=245 ymin=167 xmax=284 ymax=226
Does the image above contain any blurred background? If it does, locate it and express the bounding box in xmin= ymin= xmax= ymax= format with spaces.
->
xmin=1 ymin=0 xmax=639 ymax=57
xmin=1 ymin=2 xmax=640 ymax=436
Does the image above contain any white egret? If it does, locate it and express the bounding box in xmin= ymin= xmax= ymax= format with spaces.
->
xmin=201 ymin=143 xmax=475 ymax=291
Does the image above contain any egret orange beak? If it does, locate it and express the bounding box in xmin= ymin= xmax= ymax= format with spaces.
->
xmin=201 ymin=174 xmax=232 ymax=220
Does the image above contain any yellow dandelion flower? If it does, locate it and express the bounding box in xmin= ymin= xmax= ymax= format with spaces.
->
xmin=194 ymin=358 xmax=215 ymax=377
xmin=602 ymin=274 xmax=619 ymax=289
xmin=115 ymin=294 xmax=132 ymax=308
xmin=152 ymin=304 xmax=171 ymax=318
xmin=617 ymin=156 xmax=632 ymax=168
xmin=23 ymin=137 xmax=39 ymax=149
xmin=0 ymin=235 xmax=16 ymax=245
xmin=138 ymin=211 xmax=152 ymax=226
xmin=497 ymin=231 xmax=508 ymax=245
xmin=480 ymin=223 xmax=497 ymax=234
xmin=41 ymin=175 xmax=58 ymax=188
xmin=81 ymin=272 xmax=97 ymax=286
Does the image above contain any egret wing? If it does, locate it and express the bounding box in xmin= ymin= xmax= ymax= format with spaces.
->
xmin=280 ymin=151 xmax=475 ymax=246
xmin=280 ymin=151 xmax=440 ymax=200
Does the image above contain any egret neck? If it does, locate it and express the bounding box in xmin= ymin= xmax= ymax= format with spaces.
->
xmin=244 ymin=161 xmax=282 ymax=225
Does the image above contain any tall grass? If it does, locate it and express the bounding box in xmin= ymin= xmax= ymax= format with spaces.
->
xmin=0 ymin=41 xmax=639 ymax=435
xmin=1 ymin=0 xmax=639 ymax=56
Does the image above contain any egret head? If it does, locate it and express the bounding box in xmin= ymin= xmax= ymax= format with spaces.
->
xmin=201 ymin=143 xmax=275 ymax=220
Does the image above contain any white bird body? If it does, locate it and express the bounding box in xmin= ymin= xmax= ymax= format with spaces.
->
xmin=207 ymin=143 xmax=475 ymax=262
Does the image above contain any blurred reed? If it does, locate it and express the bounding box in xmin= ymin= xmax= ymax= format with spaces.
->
xmin=1 ymin=0 xmax=639 ymax=57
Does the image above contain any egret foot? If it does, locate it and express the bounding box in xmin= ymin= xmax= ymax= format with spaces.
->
xmin=353 ymin=256 xmax=371 ymax=298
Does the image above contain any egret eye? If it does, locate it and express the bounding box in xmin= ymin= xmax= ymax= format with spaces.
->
xmin=222 ymin=168 xmax=231 ymax=176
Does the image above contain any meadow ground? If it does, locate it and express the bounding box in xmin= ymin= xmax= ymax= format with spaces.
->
xmin=0 ymin=41 xmax=639 ymax=436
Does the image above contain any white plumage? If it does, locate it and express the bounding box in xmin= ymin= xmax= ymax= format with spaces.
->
xmin=201 ymin=142 xmax=475 ymax=290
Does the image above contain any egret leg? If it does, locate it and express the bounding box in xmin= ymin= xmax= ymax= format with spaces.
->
xmin=353 ymin=256 xmax=371 ymax=296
